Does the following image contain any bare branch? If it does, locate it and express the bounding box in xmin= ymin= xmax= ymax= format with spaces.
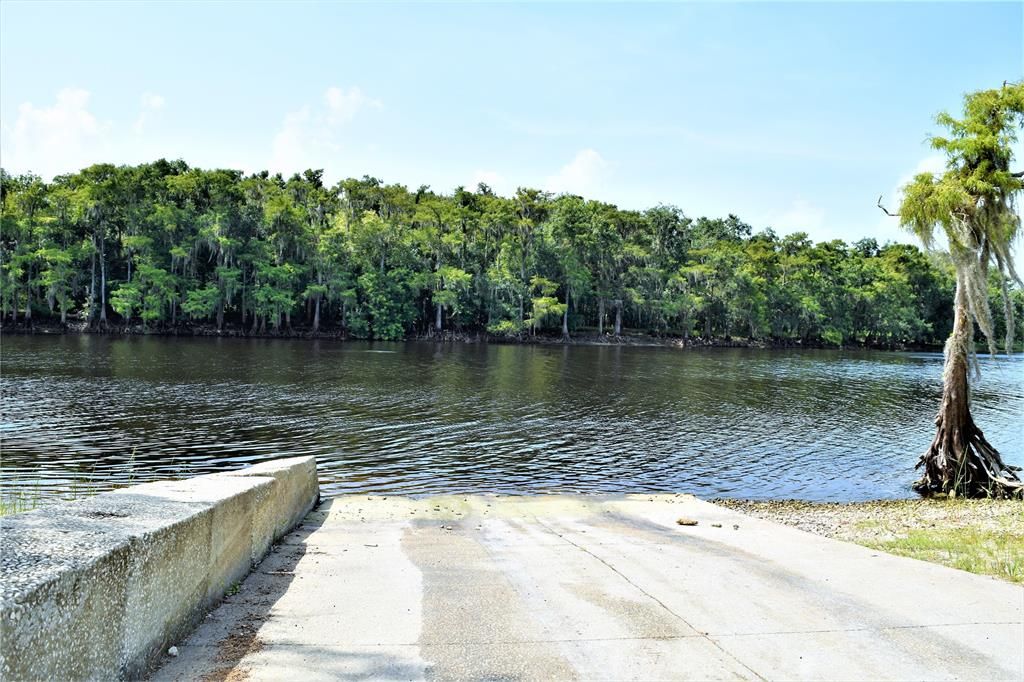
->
xmin=877 ymin=194 xmax=899 ymax=217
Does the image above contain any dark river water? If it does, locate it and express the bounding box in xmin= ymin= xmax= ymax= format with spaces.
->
xmin=1 ymin=335 xmax=1021 ymax=504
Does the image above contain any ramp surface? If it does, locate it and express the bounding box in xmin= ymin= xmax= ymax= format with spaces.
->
xmin=153 ymin=494 xmax=1024 ymax=681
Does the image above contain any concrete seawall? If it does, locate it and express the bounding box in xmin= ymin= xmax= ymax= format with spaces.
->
xmin=0 ymin=456 xmax=319 ymax=681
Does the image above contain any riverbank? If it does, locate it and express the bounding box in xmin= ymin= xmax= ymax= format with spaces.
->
xmin=0 ymin=320 xmax=944 ymax=352
xmin=715 ymin=498 xmax=1024 ymax=583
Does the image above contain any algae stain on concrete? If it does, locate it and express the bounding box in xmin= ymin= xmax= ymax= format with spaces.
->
xmin=401 ymin=521 xmax=577 ymax=680
xmin=566 ymin=582 xmax=691 ymax=640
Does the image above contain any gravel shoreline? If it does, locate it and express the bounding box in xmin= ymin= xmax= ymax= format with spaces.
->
xmin=715 ymin=498 xmax=1023 ymax=582
xmin=714 ymin=498 xmax=1022 ymax=540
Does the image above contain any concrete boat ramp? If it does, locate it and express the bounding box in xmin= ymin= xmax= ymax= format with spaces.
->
xmin=154 ymin=494 xmax=1024 ymax=681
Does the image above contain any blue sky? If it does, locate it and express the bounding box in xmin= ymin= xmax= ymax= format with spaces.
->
xmin=1 ymin=2 xmax=1021 ymax=245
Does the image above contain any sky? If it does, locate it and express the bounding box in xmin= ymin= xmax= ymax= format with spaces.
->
xmin=1 ymin=1 xmax=1021 ymax=246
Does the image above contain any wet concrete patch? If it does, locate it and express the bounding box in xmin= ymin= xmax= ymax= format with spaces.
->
xmin=402 ymin=521 xmax=577 ymax=680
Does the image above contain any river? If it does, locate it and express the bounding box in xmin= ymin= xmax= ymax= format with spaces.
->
xmin=1 ymin=335 xmax=1021 ymax=503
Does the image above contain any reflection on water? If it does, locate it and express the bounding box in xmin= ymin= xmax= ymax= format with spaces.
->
xmin=1 ymin=335 xmax=1021 ymax=503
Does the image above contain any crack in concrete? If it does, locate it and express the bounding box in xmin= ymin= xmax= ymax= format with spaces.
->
xmin=533 ymin=515 xmax=768 ymax=682
xmin=173 ymin=618 xmax=1024 ymax=651
xmin=713 ymin=620 xmax=1024 ymax=638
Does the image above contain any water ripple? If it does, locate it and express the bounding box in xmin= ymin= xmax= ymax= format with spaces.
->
xmin=1 ymin=336 xmax=1022 ymax=504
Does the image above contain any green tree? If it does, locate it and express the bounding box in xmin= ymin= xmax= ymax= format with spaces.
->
xmin=525 ymin=275 xmax=566 ymax=336
xmin=887 ymin=82 xmax=1023 ymax=497
xmin=0 ymin=157 xmax=975 ymax=352
xmin=36 ymin=244 xmax=79 ymax=323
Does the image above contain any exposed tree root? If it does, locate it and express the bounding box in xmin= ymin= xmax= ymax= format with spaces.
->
xmin=915 ymin=413 xmax=1023 ymax=499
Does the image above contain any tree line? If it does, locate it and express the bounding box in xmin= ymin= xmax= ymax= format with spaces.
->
xmin=1 ymin=160 xmax=1019 ymax=346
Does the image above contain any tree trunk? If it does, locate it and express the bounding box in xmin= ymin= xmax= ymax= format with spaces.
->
xmin=614 ymin=299 xmax=622 ymax=337
xmin=486 ymin=286 xmax=494 ymax=328
xmin=216 ymin=300 xmax=224 ymax=331
xmin=313 ymin=296 xmax=321 ymax=332
xmin=519 ymin=259 xmax=527 ymax=327
xmin=89 ymin=246 xmax=97 ymax=325
xmin=561 ymin=288 xmax=570 ymax=340
xmin=598 ymin=298 xmax=605 ymax=335
xmin=916 ymin=272 xmax=1022 ymax=498
xmin=435 ymin=301 xmax=443 ymax=333
xmin=99 ymin=237 xmax=107 ymax=324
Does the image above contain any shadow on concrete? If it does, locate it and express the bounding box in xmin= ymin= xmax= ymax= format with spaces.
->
xmin=148 ymin=506 xmax=330 ymax=681
xmin=213 ymin=645 xmax=425 ymax=680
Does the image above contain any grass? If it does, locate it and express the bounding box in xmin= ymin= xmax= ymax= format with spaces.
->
xmin=844 ymin=499 xmax=1024 ymax=584
xmin=715 ymin=497 xmax=1024 ymax=585
xmin=0 ymin=488 xmax=42 ymax=517
xmin=860 ymin=526 xmax=1024 ymax=584
xmin=0 ymin=470 xmax=102 ymax=517
xmin=0 ymin=450 xmax=135 ymax=517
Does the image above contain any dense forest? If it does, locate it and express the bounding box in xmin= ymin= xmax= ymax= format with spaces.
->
xmin=1 ymin=161 xmax=1020 ymax=346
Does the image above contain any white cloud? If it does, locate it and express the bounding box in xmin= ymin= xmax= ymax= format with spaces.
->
xmin=270 ymin=106 xmax=328 ymax=175
xmin=141 ymin=92 xmax=165 ymax=111
xmin=877 ymin=154 xmax=945 ymax=212
xmin=545 ymin=148 xmax=609 ymax=196
xmin=915 ymin=154 xmax=946 ymax=175
xmin=269 ymin=85 xmax=381 ymax=176
xmin=871 ymin=154 xmax=948 ymax=246
xmin=891 ymin=154 xmax=945 ymax=200
xmin=133 ymin=92 xmax=166 ymax=134
xmin=324 ymin=86 xmax=381 ymax=125
xmin=774 ymin=199 xmax=825 ymax=234
xmin=468 ymin=169 xmax=508 ymax=194
xmin=0 ymin=88 xmax=111 ymax=179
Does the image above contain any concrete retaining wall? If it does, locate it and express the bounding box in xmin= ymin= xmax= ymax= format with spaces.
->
xmin=0 ymin=456 xmax=319 ymax=681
